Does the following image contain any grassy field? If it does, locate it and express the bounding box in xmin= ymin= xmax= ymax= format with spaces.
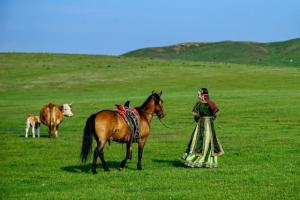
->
xmin=0 ymin=53 xmax=299 ymax=199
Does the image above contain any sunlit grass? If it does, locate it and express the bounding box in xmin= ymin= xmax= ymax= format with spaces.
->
xmin=0 ymin=53 xmax=299 ymax=199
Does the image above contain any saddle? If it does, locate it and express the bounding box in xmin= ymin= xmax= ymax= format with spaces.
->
xmin=115 ymin=104 xmax=140 ymax=143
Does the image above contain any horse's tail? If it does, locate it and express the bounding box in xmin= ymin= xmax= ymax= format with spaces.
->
xmin=81 ymin=114 xmax=96 ymax=163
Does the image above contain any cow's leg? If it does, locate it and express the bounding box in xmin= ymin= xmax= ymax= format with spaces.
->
xmin=52 ymin=124 xmax=57 ymax=138
xmin=25 ymin=122 xmax=30 ymax=138
xmin=54 ymin=124 xmax=60 ymax=138
xmin=137 ymin=139 xmax=146 ymax=170
xmin=119 ymin=142 xmax=131 ymax=170
xmin=32 ymin=125 xmax=35 ymax=138
xmin=36 ymin=126 xmax=40 ymax=138
xmin=48 ymin=127 xmax=51 ymax=137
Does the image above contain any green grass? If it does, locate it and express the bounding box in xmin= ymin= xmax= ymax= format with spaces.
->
xmin=0 ymin=53 xmax=300 ymax=199
xmin=123 ymin=38 xmax=300 ymax=67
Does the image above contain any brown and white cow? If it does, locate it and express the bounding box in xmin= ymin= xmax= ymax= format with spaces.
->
xmin=25 ymin=115 xmax=41 ymax=138
xmin=40 ymin=103 xmax=73 ymax=137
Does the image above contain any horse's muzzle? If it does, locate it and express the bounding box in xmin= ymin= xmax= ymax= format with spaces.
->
xmin=158 ymin=112 xmax=166 ymax=119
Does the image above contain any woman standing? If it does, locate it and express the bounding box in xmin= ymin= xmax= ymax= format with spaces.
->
xmin=182 ymin=88 xmax=224 ymax=168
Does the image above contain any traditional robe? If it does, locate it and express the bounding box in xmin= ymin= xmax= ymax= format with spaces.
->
xmin=183 ymin=100 xmax=224 ymax=168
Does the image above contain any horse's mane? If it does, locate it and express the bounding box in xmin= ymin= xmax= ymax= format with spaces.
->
xmin=137 ymin=93 xmax=160 ymax=110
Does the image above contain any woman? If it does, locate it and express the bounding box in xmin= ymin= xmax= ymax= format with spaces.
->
xmin=182 ymin=88 xmax=224 ymax=168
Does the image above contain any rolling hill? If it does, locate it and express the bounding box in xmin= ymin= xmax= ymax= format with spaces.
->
xmin=123 ymin=38 xmax=300 ymax=66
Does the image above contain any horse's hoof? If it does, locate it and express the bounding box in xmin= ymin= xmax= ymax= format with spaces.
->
xmin=118 ymin=167 xmax=124 ymax=171
xmin=92 ymin=170 xmax=97 ymax=174
xmin=137 ymin=166 xmax=142 ymax=171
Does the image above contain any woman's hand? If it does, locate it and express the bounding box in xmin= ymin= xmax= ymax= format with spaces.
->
xmin=192 ymin=112 xmax=200 ymax=122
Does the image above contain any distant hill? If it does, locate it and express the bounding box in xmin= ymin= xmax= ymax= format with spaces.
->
xmin=122 ymin=38 xmax=300 ymax=66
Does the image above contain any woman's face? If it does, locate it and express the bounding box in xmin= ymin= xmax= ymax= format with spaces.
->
xmin=198 ymin=92 xmax=209 ymax=101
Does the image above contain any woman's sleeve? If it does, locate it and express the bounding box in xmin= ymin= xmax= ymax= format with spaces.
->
xmin=192 ymin=102 xmax=200 ymax=115
xmin=192 ymin=102 xmax=200 ymax=122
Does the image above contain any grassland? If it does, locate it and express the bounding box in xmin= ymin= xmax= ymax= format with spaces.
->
xmin=0 ymin=53 xmax=299 ymax=199
xmin=123 ymin=38 xmax=300 ymax=67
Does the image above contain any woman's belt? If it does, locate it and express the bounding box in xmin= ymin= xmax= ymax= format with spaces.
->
xmin=199 ymin=116 xmax=213 ymax=119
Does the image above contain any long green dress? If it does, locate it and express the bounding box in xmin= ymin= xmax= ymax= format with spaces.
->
xmin=182 ymin=101 xmax=224 ymax=168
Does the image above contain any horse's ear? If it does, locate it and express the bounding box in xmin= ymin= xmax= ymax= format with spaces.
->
xmin=151 ymin=90 xmax=155 ymax=94
xmin=159 ymin=91 xmax=162 ymax=96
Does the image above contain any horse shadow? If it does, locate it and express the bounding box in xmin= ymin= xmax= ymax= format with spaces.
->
xmin=152 ymin=159 xmax=185 ymax=168
xmin=61 ymin=161 xmax=124 ymax=173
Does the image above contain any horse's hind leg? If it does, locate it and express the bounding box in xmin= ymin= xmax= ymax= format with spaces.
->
xmin=99 ymin=147 xmax=109 ymax=171
xmin=92 ymin=147 xmax=99 ymax=174
xmin=92 ymin=141 xmax=109 ymax=173
xmin=119 ymin=142 xmax=131 ymax=170
xmin=97 ymin=140 xmax=110 ymax=172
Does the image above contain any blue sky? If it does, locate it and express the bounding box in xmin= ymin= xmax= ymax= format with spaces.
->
xmin=1 ymin=0 xmax=299 ymax=55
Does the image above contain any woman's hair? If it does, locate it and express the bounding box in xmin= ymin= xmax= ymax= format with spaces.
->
xmin=199 ymin=88 xmax=208 ymax=95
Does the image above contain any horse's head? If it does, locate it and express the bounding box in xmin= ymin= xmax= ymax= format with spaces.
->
xmin=151 ymin=91 xmax=165 ymax=119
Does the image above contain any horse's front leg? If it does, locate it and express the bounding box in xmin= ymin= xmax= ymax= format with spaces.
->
xmin=119 ymin=142 xmax=131 ymax=170
xmin=137 ymin=139 xmax=146 ymax=170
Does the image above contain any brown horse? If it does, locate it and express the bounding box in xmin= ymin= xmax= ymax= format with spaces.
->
xmin=81 ymin=91 xmax=165 ymax=173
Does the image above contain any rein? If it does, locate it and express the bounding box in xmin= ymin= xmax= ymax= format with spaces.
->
xmin=139 ymin=108 xmax=175 ymax=129
xmin=137 ymin=98 xmax=190 ymax=130
xmin=158 ymin=117 xmax=173 ymax=129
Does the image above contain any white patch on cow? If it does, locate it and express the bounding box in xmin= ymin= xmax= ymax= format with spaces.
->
xmin=62 ymin=103 xmax=74 ymax=117
xmin=56 ymin=119 xmax=60 ymax=125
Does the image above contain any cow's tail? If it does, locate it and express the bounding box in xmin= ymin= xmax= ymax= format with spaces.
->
xmin=81 ymin=114 xmax=96 ymax=163
xmin=47 ymin=105 xmax=52 ymax=134
xmin=48 ymin=104 xmax=56 ymax=134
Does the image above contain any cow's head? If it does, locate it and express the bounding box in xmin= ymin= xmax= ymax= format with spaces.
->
xmin=62 ymin=103 xmax=74 ymax=117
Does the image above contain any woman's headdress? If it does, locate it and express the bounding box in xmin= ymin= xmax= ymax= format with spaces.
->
xmin=199 ymin=88 xmax=209 ymax=95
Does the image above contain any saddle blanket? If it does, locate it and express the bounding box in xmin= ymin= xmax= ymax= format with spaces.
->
xmin=115 ymin=105 xmax=140 ymax=142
